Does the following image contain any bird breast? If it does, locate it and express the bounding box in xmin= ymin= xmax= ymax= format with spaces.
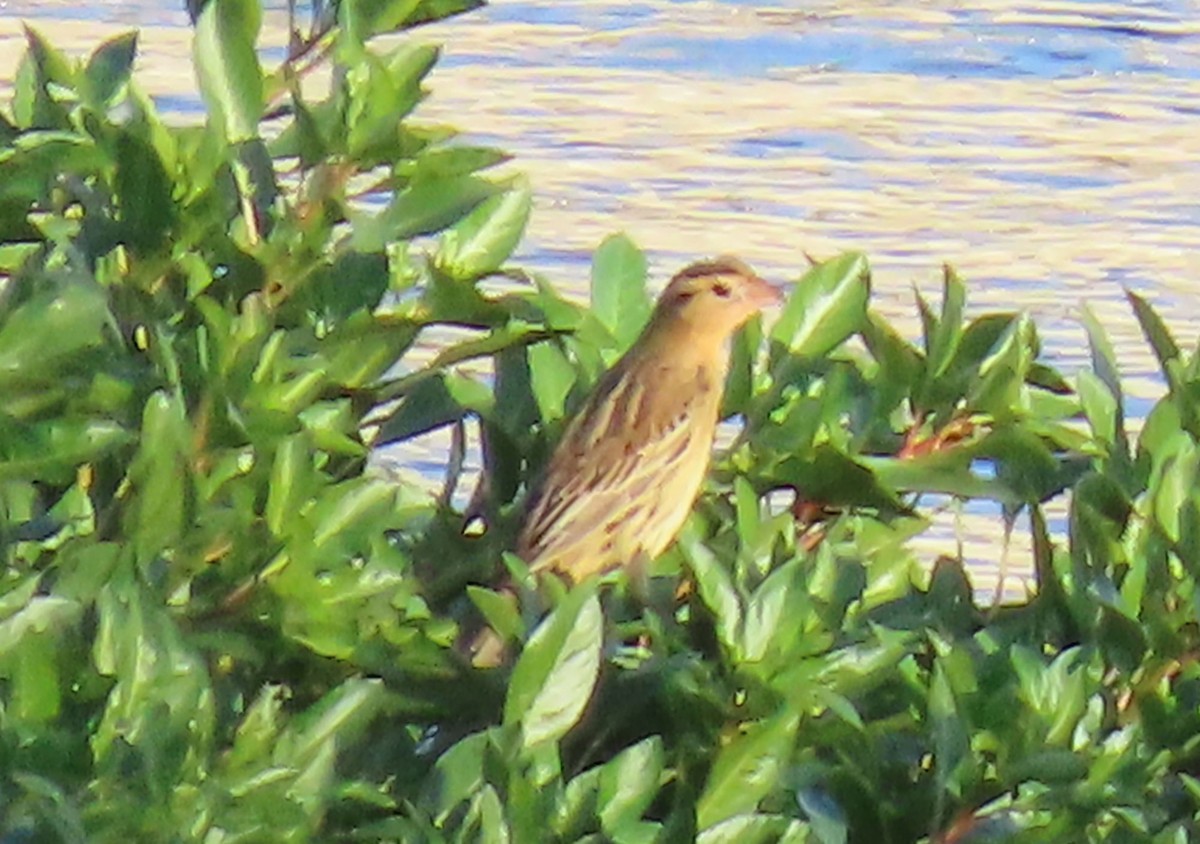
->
xmin=518 ymin=358 xmax=724 ymax=582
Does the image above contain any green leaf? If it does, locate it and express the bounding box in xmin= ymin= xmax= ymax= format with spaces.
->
xmin=0 ymin=417 xmax=131 ymax=484
xmin=1126 ymin=288 xmax=1180 ymax=380
xmin=590 ymin=233 xmax=651 ymax=351
xmin=320 ymin=308 xmax=419 ymax=387
xmin=308 ymin=477 xmax=397 ymax=550
xmin=597 ymin=736 xmax=663 ymax=836
xmin=276 ymin=677 xmax=386 ymax=772
xmin=126 ymin=391 xmax=191 ymax=564
xmin=696 ymin=708 xmax=801 ymax=830
xmin=556 ymin=764 xmax=602 ymax=838
xmin=1149 ymin=436 xmax=1198 ymax=544
xmin=467 ymin=585 xmax=524 ymax=644
xmin=504 ymin=585 xmax=603 ymax=749
xmin=969 ymin=313 xmax=1034 ymax=419
xmin=266 ymin=434 xmax=313 ymax=537
xmin=341 ymin=0 xmax=422 ymax=43
xmin=1080 ymin=303 xmax=1124 ymax=410
xmin=697 ymin=815 xmax=811 ymax=844
xmin=194 ymin=0 xmax=264 ymax=142
xmin=406 ymin=0 xmax=485 ymax=27
xmin=222 ymin=685 xmax=286 ymax=776
xmin=114 ymin=130 xmax=176 ymax=255
xmin=373 ymin=375 xmax=465 ymax=446
xmin=861 ymin=310 xmax=922 ymax=397
xmin=771 ymin=252 xmax=869 ymax=358
xmin=741 ymin=562 xmax=805 ymax=663
xmin=92 ymin=569 xmax=215 ymax=780
xmin=527 ymin=340 xmax=578 ymax=424
xmin=357 ymin=175 xmax=496 ymax=250
xmin=407 ymin=145 xmax=510 ymax=181
xmin=952 ymin=313 xmax=1016 ymax=374
xmin=426 ymin=730 xmax=490 ymax=823
xmin=927 ymin=265 xmax=966 ymax=378
xmin=929 ymin=657 xmax=969 ymax=800
xmin=436 ymin=176 xmax=532 ymax=281
xmin=0 ymin=595 xmax=81 ymax=657
xmin=771 ymin=446 xmax=908 ymax=514
xmin=83 ymin=30 xmax=138 ymax=108
xmin=0 ymin=282 xmax=113 ymax=389
xmin=344 ymin=44 xmax=438 ymax=160
xmin=11 ymin=628 xmax=62 ymax=722
xmin=1078 ymin=370 xmax=1118 ymax=449
xmin=678 ymin=523 xmax=742 ymax=652
xmin=15 ymin=26 xmax=75 ymax=130
xmin=307 ymin=250 xmax=390 ymax=320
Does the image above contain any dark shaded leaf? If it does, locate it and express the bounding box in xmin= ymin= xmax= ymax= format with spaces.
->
xmin=114 ymin=130 xmax=176 ymax=255
xmin=83 ymin=31 xmax=138 ymax=109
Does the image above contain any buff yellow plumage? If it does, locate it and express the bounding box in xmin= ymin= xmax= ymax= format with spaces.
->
xmin=517 ymin=255 xmax=782 ymax=584
xmin=466 ymin=256 xmax=779 ymax=666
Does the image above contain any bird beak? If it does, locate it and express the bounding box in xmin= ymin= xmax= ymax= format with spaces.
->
xmin=747 ymin=274 xmax=785 ymax=308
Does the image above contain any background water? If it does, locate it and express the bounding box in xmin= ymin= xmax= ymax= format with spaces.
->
xmin=2 ymin=0 xmax=1198 ymax=597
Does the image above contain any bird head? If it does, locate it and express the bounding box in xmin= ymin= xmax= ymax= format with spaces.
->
xmin=650 ymin=256 xmax=783 ymax=342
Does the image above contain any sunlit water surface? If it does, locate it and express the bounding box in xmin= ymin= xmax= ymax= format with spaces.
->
xmin=3 ymin=0 xmax=1199 ymax=599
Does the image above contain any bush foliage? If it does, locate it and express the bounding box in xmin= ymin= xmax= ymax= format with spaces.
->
xmin=2 ymin=2 xmax=1200 ymax=841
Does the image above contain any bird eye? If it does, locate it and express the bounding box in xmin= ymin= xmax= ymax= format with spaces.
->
xmin=712 ymin=282 xmax=732 ymax=298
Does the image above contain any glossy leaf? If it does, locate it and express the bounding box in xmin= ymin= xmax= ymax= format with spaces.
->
xmin=504 ymin=585 xmax=602 ymax=749
xmin=359 ymin=175 xmax=496 ymax=249
xmin=590 ymin=232 xmax=651 ymax=351
xmin=528 ymin=339 xmax=578 ymax=424
xmin=927 ymin=265 xmax=966 ymax=378
xmin=696 ymin=708 xmax=801 ymax=830
xmin=194 ymin=0 xmax=263 ymax=142
xmin=772 ymin=252 xmax=869 ymax=358
xmin=597 ymin=736 xmax=663 ymax=835
xmin=436 ymin=176 xmax=532 ymax=281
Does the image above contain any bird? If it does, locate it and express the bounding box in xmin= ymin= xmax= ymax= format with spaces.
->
xmin=466 ymin=256 xmax=781 ymax=666
xmin=520 ymin=255 xmax=782 ymax=582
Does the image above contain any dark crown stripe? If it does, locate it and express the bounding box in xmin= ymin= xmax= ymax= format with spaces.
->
xmin=671 ymin=255 xmax=753 ymax=281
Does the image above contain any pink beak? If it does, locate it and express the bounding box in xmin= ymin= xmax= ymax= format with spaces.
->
xmin=746 ymin=274 xmax=785 ymax=308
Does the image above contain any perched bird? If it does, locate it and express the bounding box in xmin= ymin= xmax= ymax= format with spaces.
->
xmin=466 ymin=256 xmax=780 ymax=666
xmin=517 ymin=255 xmax=783 ymax=584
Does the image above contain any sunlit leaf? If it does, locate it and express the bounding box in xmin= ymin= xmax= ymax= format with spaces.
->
xmin=504 ymin=585 xmax=602 ymax=749
xmin=772 ymin=252 xmax=869 ymax=358
xmin=588 ymin=735 xmax=663 ymax=836
xmin=194 ymin=0 xmax=263 ymax=142
xmin=528 ymin=339 xmax=578 ymax=424
xmin=436 ymin=176 xmax=532 ymax=281
xmin=927 ymin=265 xmax=966 ymax=378
xmin=590 ymin=232 xmax=650 ymax=351
xmin=696 ymin=708 xmax=801 ymax=830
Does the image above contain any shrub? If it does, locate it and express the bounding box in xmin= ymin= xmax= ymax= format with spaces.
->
xmin=1 ymin=2 xmax=1198 ymax=841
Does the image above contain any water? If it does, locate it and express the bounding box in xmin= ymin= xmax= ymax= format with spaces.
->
xmin=2 ymin=0 xmax=1198 ymax=598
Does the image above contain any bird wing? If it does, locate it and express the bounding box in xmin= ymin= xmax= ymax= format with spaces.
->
xmin=518 ymin=361 xmax=718 ymax=577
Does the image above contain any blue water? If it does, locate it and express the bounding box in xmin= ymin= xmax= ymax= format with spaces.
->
xmin=427 ymin=0 xmax=1200 ymax=83
xmin=10 ymin=0 xmax=1197 ymax=83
